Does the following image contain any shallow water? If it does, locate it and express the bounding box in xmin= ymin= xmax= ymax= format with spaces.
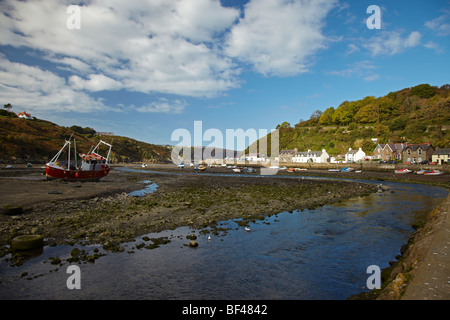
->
xmin=0 ymin=176 xmax=447 ymax=300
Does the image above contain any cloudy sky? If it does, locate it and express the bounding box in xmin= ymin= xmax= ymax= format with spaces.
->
xmin=1 ymin=0 xmax=449 ymax=149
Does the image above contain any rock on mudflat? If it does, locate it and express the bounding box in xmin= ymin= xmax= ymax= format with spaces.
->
xmin=11 ymin=234 xmax=44 ymax=250
xmin=189 ymin=240 xmax=198 ymax=247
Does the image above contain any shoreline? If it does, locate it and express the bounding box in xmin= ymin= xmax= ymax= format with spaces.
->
xmin=349 ymin=193 xmax=450 ymax=300
xmin=0 ymin=163 xmax=449 ymax=299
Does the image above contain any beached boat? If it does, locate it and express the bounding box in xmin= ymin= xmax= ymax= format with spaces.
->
xmin=46 ymin=135 xmax=112 ymax=181
xmin=245 ymin=167 xmax=256 ymax=173
xmin=328 ymin=169 xmax=340 ymax=172
xmin=394 ymin=168 xmax=412 ymax=174
xmin=233 ymin=167 xmax=242 ymax=173
xmin=340 ymin=167 xmax=354 ymax=172
xmin=423 ymin=170 xmax=443 ymax=175
xmin=414 ymin=169 xmax=426 ymax=175
xmin=195 ymin=165 xmax=206 ymax=171
xmin=286 ymin=168 xmax=295 ymax=173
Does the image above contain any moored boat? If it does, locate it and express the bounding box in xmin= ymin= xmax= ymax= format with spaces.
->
xmin=394 ymin=168 xmax=412 ymax=174
xmin=46 ymin=136 xmax=112 ymax=182
xmin=423 ymin=169 xmax=443 ymax=175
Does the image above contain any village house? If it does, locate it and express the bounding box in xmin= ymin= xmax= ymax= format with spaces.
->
xmin=402 ymin=143 xmax=435 ymax=164
xmin=345 ymin=148 xmax=366 ymax=163
xmin=246 ymin=153 xmax=267 ymax=162
xmin=432 ymin=148 xmax=450 ymax=165
xmin=373 ymin=143 xmax=405 ymax=161
xmin=17 ymin=111 xmax=32 ymax=119
xmin=279 ymin=148 xmax=297 ymax=162
xmin=292 ymin=149 xmax=330 ymax=163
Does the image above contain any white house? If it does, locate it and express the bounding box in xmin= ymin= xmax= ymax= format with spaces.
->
xmin=246 ymin=153 xmax=266 ymax=162
xmin=345 ymin=148 xmax=366 ymax=163
xmin=292 ymin=149 xmax=330 ymax=163
xmin=18 ymin=111 xmax=32 ymax=119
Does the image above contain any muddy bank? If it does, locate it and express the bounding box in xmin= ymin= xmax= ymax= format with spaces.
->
xmin=0 ymin=166 xmax=378 ymax=259
xmin=349 ymin=194 xmax=450 ymax=300
xmin=137 ymin=163 xmax=450 ymax=187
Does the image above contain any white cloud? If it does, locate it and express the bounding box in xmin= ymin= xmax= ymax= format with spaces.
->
xmin=0 ymin=0 xmax=241 ymax=101
xmin=424 ymin=41 xmax=443 ymax=53
xmin=225 ymin=0 xmax=338 ymax=76
xmin=425 ymin=10 xmax=450 ymax=36
xmin=136 ymin=99 xmax=186 ymax=114
xmin=363 ymin=31 xmax=421 ymax=56
xmin=0 ymin=55 xmax=113 ymax=114
xmin=69 ymin=74 xmax=123 ymax=92
xmin=327 ymin=60 xmax=378 ymax=81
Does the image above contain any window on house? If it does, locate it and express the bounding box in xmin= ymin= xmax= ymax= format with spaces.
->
xmin=418 ymin=149 xmax=422 ymax=155
xmin=407 ymin=150 xmax=411 ymax=155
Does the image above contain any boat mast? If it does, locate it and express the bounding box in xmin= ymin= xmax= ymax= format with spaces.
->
xmin=68 ymin=138 xmax=70 ymax=169
xmin=68 ymin=132 xmax=74 ymax=169
xmin=74 ymin=138 xmax=78 ymax=169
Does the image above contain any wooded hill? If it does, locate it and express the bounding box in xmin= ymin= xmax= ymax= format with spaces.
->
xmin=249 ymin=84 xmax=450 ymax=157
xmin=0 ymin=110 xmax=172 ymax=163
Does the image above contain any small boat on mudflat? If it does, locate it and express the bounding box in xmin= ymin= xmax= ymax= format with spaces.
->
xmin=394 ymin=168 xmax=412 ymax=174
xmin=46 ymin=135 xmax=112 ymax=182
xmin=423 ymin=169 xmax=443 ymax=175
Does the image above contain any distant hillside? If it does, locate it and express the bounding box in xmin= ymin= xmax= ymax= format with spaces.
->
xmin=248 ymin=84 xmax=450 ymax=157
xmin=0 ymin=111 xmax=171 ymax=163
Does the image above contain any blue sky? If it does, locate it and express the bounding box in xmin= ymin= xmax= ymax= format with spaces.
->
xmin=1 ymin=0 xmax=449 ymax=150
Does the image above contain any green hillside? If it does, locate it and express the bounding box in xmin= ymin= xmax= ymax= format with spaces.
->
xmin=249 ymin=84 xmax=450 ymax=157
xmin=0 ymin=109 xmax=171 ymax=163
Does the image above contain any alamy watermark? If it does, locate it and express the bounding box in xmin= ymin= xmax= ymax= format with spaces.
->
xmin=366 ymin=265 xmax=381 ymax=289
xmin=66 ymin=265 xmax=81 ymax=289
xmin=366 ymin=5 xmax=381 ymax=30
xmin=170 ymin=121 xmax=279 ymax=175
xmin=66 ymin=5 xmax=81 ymax=30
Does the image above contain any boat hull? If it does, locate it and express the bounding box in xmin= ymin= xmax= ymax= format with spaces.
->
xmin=46 ymin=165 xmax=110 ymax=182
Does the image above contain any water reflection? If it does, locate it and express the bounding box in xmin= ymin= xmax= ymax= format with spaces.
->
xmin=0 ymin=178 xmax=447 ymax=300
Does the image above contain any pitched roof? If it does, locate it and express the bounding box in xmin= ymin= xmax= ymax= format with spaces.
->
xmin=433 ymin=148 xmax=450 ymax=155
xmin=386 ymin=143 xmax=405 ymax=152
xmin=403 ymin=143 xmax=433 ymax=151
xmin=280 ymin=149 xmax=297 ymax=155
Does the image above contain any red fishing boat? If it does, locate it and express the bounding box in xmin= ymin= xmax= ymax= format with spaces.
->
xmin=46 ymin=135 xmax=112 ymax=181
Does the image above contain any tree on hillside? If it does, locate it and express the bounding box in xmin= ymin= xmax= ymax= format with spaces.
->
xmin=3 ymin=103 xmax=12 ymax=110
xmin=411 ymin=84 xmax=438 ymax=99
xmin=309 ymin=109 xmax=322 ymax=123
xmin=318 ymin=107 xmax=335 ymax=125
xmin=276 ymin=121 xmax=291 ymax=129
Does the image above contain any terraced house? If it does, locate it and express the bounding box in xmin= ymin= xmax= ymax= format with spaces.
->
xmin=432 ymin=148 xmax=450 ymax=165
xmin=279 ymin=148 xmax=298 ymax=162
xmin=373 ymin=143 xmax=405 ymax=161
xmin=292 ymin=149 xmax=330 ymax=163
xmin=402 ymin=143 xmax=435 ymax=164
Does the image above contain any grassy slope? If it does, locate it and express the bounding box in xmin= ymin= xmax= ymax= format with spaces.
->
xmin=247 ymin=84 xmax=450 ymax=157
xmin=0 ymin=115 xmax=171 ymax=163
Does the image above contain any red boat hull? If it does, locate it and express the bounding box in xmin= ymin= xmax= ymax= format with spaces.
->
xmin=46 ymin=165 xmax=110 ymax=181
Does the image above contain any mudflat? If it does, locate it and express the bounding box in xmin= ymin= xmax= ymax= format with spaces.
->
xmin=0 ymin=164 xmax=378 ymax=257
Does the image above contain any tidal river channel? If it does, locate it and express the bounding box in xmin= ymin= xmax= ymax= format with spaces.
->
xmin=0 ymin=174 xmax=447 ymax=300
